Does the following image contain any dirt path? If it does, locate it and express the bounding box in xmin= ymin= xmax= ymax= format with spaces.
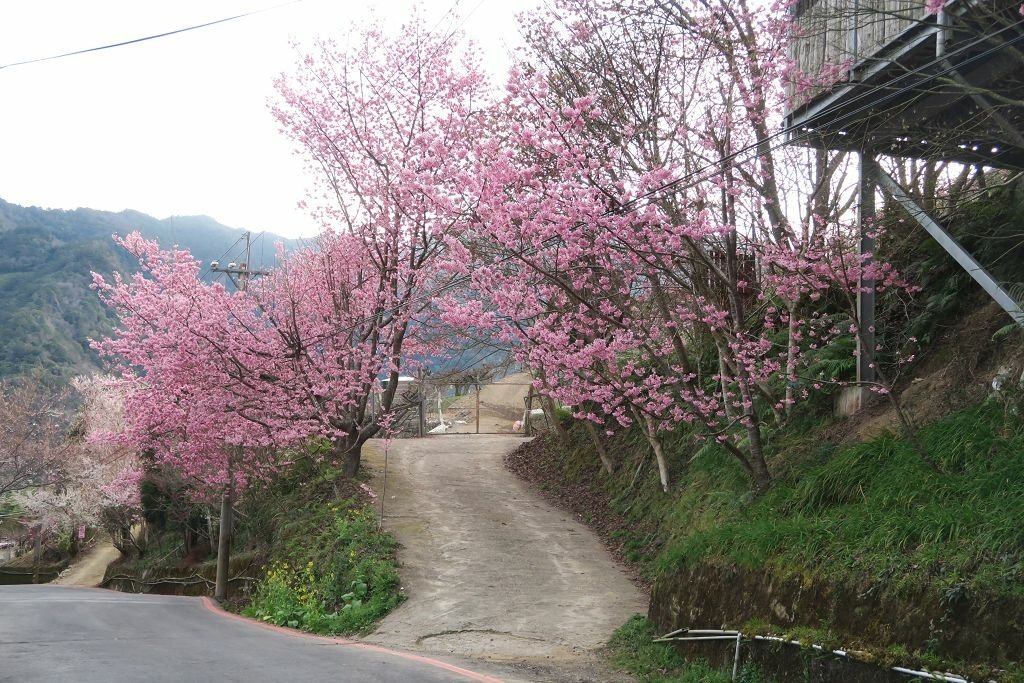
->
xmin=53 ymin=540 xmax=120 ymax=587
xmin=363 ymin=436 xmax=646 ymax=682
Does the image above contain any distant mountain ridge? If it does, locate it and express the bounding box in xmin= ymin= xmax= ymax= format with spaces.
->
xmin=0 ymin=198 xmax=299 ymax=384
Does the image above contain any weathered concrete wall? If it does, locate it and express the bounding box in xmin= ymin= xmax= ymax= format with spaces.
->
xmin=0 ymin=565 xmax=62 ymax=585
xmin=650 ymin=561 xmax=1024 ymax=669
xmin=668 ymin=637 xmax=917 ymax=683
xmin=743 ymin=640 xmax=916 ymax=683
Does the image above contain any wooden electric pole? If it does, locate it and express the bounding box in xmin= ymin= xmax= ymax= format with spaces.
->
xmin=209 ymin=232 xmax=267 ymax=601
xmin=210 ymin=231 xmax=270 ymax=290
xmin=417 ymin=369 xmax=427 ymax=438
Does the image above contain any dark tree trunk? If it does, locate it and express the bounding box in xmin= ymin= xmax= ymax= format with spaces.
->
xmin=69 ymin=528 xmax=80 ymax=558
xmin=584 ymin=421 xmax=616 ymax=474
xmin=342 ymin=447 xmax=361 ymax=479
xmin=337 ymin=434 xmax=364 ymax=480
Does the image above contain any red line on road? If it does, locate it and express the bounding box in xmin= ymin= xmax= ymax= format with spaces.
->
xmin=201 ymin=597 xmax=506 ymax=683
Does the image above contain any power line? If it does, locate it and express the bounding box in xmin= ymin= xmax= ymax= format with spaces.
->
xmin=0 ymin=0 xmax=306 ymax=71
xmin=203 ymin=234 xmax=247 ymax=282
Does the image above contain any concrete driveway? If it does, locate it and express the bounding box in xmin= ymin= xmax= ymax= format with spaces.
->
xmin=364 ymin=436 xmax=646 ymax=682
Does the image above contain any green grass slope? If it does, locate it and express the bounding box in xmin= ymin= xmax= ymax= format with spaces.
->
xmin=510 ymin=393 xmax=1024 ymax=679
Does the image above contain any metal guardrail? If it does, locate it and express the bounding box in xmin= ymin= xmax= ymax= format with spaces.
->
xmin=656 ymin=628 xmax=985 ymax=682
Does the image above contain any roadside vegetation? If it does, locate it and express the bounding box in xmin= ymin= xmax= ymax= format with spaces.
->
xmin=517 ymin=396 xmax=1024 ymax=593
xmin=513 ymin=389 xmax=1024 ymax=679
xmin=609 ymin=616 xmax=775 ymax=683
xmin=105 ymin=453 xmax=403 ymax=636
xmin=241 ymin=461 xmax=402 ymax=634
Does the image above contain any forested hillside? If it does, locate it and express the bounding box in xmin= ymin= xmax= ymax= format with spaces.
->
xmin=0 ymin=198 xmax=296 ymax=383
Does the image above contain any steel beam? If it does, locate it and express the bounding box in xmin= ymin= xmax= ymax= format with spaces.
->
xmin=876 ymin=169 xmax=1024 ymax=326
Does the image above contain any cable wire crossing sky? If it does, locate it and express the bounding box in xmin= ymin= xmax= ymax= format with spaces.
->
xmin=0 ymin=0 xmax=535 ymax=238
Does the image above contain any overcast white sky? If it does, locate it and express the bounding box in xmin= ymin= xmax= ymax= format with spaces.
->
xmin=0 ymin=0 xmax=538 ymax=238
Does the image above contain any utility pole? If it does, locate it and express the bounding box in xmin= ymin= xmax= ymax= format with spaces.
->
xmin=417 ymin=369 xmax=426 ymax=438
xmin=208 ymin=232 xmax=267 ymax=601
xmin=210 ymin=231 xmax=270 ymax=290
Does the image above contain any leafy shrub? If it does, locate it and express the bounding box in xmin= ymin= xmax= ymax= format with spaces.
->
xmin=244 ymin=499 xmax=402 ymax=634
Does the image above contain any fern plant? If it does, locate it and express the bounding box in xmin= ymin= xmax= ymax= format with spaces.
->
xmin=803 ymin=333 xmax=857 ymax=385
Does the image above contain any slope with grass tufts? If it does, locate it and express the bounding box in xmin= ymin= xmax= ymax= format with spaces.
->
xmin=508 ymin=394 xmax=1024 ymax=681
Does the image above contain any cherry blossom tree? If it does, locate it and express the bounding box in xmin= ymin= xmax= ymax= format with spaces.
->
xmin=0 ymin=375 xmax=71 ymax=500
xmin=92 ymin=233 xmax=291 ymax=597
xmin=92 ymin=6 xmax=497 ymax=575
xmin=94 ymin=11 xmax=496 ymax=579
xmin=15 ymin=376 xmax=144 ymax=555
xmin=269 ymin=15 xmax=491 ymax=476
xmin=444 ymin=0 xmax=908 ymax=493
xmin=92 ymin=234 xmax=291 ymax=483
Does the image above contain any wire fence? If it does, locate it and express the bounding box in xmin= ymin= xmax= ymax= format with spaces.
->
xmin=376 ymin=378 xmax=551 ymax=437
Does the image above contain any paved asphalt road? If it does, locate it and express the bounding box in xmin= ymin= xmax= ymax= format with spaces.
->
xmin=0 ymin=585 xmax=502 ymax=683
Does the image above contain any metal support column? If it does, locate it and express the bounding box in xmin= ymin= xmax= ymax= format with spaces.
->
xmin=857 ymin=153 xmax=878 ymax=408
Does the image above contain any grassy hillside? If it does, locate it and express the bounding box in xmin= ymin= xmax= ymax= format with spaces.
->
xmin=0 ymin=198 xmax=298 ymax=384
xmin=657 ymin=400 xmax=1023 ymax=595
xmin=512 ymin=384 xmax=1024 ymax=679
xmin=512 ymin=380 xmax=1024 ymax=583
xmin=506 ymin=188 xmax=1024 ymax=681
